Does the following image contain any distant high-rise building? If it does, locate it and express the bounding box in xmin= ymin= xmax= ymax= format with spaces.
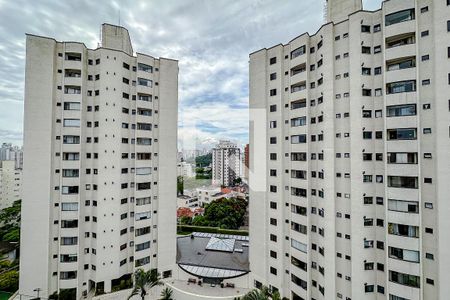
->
xmin=20 ymin=24 xmax=178 ymax=299
xmin=249 ymin=0 xmax=450 ymax=299
xmin=0 ymin=160 xmax=22 ymax=209
xmin=0 ymin=143 xmax=23 ymax=169
xmin=244 ymin=144 xmax=249 ymax=180
xmin=212 ymin=140 xmax=241 ymax=186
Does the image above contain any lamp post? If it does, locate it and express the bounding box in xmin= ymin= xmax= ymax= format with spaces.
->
xmin=33 ymin=288 xmax=41 ymax=299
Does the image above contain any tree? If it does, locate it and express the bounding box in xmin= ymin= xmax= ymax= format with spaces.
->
xmin=241 ymin=289 xmax=268 ymax=300
xmin=159 ymin=287 xmax=174 ymax=300
xmin=0 ymin=200 xmax=21 ymax=242
xmin=233 ymin=177 xmax=242 ymax=185
xmin=240 ymin=286 xmax=281 ymax=300
xmin=177 ymin=176 xmax=184 ymax=196
xmin=0 ymin=270 xmax=18 ymax=292
xmin=128 ymin=269 xmax=163 ymax=300
xmin=195 ymin=153 xmax=212 ymax=167
xmin=179 ymin=216 xmax=192 ymax=225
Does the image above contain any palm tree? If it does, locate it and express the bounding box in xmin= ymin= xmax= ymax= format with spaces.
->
xmin=128 ymin=269 xmax=163 ymax=300
xmin=159 ymin=287 xmax=174 ymax=300
xmin=241 ymin=285 xmax=281 ymax=300
xmin=241 ymin=289 xmax=269 ymax=300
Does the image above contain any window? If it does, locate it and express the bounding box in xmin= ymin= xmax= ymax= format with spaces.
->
xmin=387 ymin=80 xmax=416 ymax=94
xmin=291 ymin=82 xmax=306 ymax=93
xmin=270 ymin=73 xmax=276 ymax=81
xmin=65 ymin=53 xmax=81 ymax=61
xmin=374 ymin=24 xmax=381 ymax=32
xmin=291 ymin=46 xmax=306 ymax=59
xmin=387 ymin=104 xmax=416 ymax=117
xmin=362 ymin=89 xmax=372 ymax=96
xmin=291 ymin=64 xmax=306 ymax=76
xmin=64 ymin=86 xmax=81 ymax=94
xmin=361 ymin=25 xmax=371 ymax=33
xmin=270 ymin=89 xmax=277 ymax=96
xmin=138 ymin=63 xmax=153 ymax=73
xmin=63 ymin=152 xmax=79 ymax=161
xmin=374 ymin=67 xmax=382 ymax=75
xmin=62 ymin=186 xmax=79 ymax=195
xmin=365 ymin=285 xmax=374 ymax=293
xmin=291 ymin=152 xmax=307 ymax=161
xmin=137 ymin=123 xmax=152 ymax=131
xmin=135 ymin=211 xmax=151 ymax=221
xmin=448 ymin=20 xmax=450 ymax=32
xmin=291 ymin=187 xmax=307 ymax=197
xmin=374 ymin=45 xmax=381 ymax=53
xmin=136 ymin=241 xmax=150 ymax=251
xmin=389 ymin=271 xmax=420 ymax=288
xmin=138 ymin=78 xmax=152 ymax=87
xmin=63 ymin=135 xmax=80 ymax=144
xmin=63 ymin=119 xmax=81 ymax=127
xmin=291 ymin=134 xmax=307 ymax=144
xmin=291 ymin=274 xmax=307 ymax=290
xmin=388 ymin=176 xmax=418 ymax=189
xmin=291 ymin=116 xmax=307 ymax=127
xmin=136 ymin=167 xmax=152 ymax=175
xmin=363 ymin=131 xmax=372 ymax=139
xmin=387 ymin=128 xmax=417 ymax=140
xmin=62 ymin=169 xmax=79 ymax=178
xmin=269 ymin=57 xmax=276 ymax=65
xmin=362 ymin=46 xmax=371 ymax=54
xmin=385 ymin=9 xmax=415 ymax=26
xmin=388 ymin=199 xmax=419 ymax=213
xmin=387 ymin=152 xmax=417 ymax=164
xmin=362 ymin=67 xmax=371 ymax=75
xmin=387 ymin=57 xmax=416 ymax=71
xmin=291 ymin=99 xmax=306 ymax=109
xmin=386 ymin=33 xmax=415 ymax=48
xmin=138 ymin=94 xmax=152 ymax=101
xmin=61 ymin=202 xmax=78 ymax=211
xmin=137 ymin=182 xmax=151 ymax=190
xmin=135 ymin=256 xmax=150 ymax=267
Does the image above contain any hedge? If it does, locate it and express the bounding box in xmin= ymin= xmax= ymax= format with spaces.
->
xmin=177 ymin=225 xmax=249 ymax=236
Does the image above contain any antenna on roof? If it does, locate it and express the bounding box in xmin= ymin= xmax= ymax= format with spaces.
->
xmin=118 ymin=9 xmax=121 ymax=26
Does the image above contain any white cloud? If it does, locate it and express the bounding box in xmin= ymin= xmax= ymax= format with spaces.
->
xmin=0 ymin=0 xmax=383 ymax=146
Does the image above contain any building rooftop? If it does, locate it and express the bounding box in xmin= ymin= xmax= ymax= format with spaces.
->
xmin=177 ymin=232 xmax=249 ymax=279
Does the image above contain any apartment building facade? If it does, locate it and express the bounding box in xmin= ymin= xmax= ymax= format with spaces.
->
xmin=249 ymin=0 xmax=450 ymax=300
xmin=20 ymin=24 xmax=178 ymax=299
xmin=212 ymin=140 xmax=241 ymax=186
xmin=0 ymin=143 xmax=24 ymax=169
xmin=0 ymin=160 xmax=22 ymax=209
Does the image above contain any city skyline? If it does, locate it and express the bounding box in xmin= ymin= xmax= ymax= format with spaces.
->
xmin=0 ymin=0 xmax=382 ymax=148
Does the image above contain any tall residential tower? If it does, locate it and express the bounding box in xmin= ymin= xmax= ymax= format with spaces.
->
xmin=249 ymin=0 xmax=450 ymax=299
xmin=212 ymin=140 xmax=241 ymax=186
xmin=20 ymin=24 xmax=178 ymax=299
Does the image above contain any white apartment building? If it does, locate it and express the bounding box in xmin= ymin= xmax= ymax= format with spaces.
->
xmin=20 ymin=24 xmax=178 ymax=299
xmin=177 ymin=161 xmax=195 ymax=178
xmin=249 ymin=1 xmax=450 ymax=300
xmin=0 ymin=143 xmax=23 ymax=169
xmin=0 ymin=160 xmax=22 ymax=209
xmin=212 ymin=140 xmax=241 ymax=186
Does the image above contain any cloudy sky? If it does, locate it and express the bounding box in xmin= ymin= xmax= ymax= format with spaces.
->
xmin=0 ymin=0 xmax=382 ymax=150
